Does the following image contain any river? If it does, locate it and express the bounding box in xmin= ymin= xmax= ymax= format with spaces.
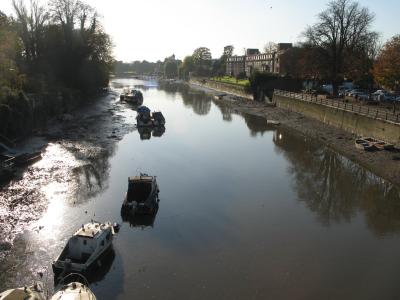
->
xmin=1 ymin=78 xmax=400 ymax=299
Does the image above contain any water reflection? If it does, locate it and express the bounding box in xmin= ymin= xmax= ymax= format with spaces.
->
xmin=121 ymin=204 xmax=159 ymax=229
xmin=242 ymin=113 xmax=275 ymax=136
xmin=137 ymin=127 xmax=165 ymax=140
xmin=159 ymin=81 xmax=212 ymax=115
xmin=273 ymin=127 xmax=400 ymax=236
xmin=181 ymin=91 xmax=212 ymax=115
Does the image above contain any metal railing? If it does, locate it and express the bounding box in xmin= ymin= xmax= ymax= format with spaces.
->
xmin=274 ymin=89 xmax=400 ymax=124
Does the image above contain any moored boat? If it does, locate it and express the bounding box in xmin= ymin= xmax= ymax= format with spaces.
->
xmin=363 ymin=137 xmax=395 ymax=151
xmin=214 ymin=93 xmax=227 ymax=100
xmin=136 ymin=106 xmax=153 ymax=127
xmin=52 ymin=273 xmax=96 ymax=300
xmin=355 ymin=139 xmax=377 ymax=151
xmin=121 ymin=174 xmax=159 ymax=216
xmin=152 ymin=111 xmax=166 ymax=127
xmin=52 ymin=221 xmax=115 ymax=276
xmin=125 ymin=89 xmax=143 ymax=105
xmin=355 ymin=137 xmax=395 ymax=151
xmin=120 ymin=89 xmax=143 ymax=105
xmin=0 ymin=282 xmax=45 ymax=300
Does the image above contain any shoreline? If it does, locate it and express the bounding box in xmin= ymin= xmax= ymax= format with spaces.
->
xmin=188 ymin=81 xmax=400 ymax=187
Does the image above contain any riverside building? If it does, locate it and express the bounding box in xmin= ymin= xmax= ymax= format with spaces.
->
xmin=226 ymin=43 xmax=292 ymax=77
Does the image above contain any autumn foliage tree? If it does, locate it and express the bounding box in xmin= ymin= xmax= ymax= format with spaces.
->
xmin=373 ymin=35 xmax=400 ymax=91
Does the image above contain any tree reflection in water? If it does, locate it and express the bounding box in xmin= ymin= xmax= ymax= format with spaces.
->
xmin=273 ymin=127 xmax=400 ymax=236
xmin=242 ymin=113 xmax=275 ymax=137
xmin=159 ymin=81 xmax=212 ymax=116
xmin=213 ymin=100 xmax=234 ymax=122
xmin=158 ymin=82 xmax=400 ymax=236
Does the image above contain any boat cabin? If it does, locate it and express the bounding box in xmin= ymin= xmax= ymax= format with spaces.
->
xmin=127 ymin=176 xmax=154 ymax=202
xmin=122 ymin=175 xmax=159 ymax=215
xmin=58 ymin=222 xmax=112 ymax=264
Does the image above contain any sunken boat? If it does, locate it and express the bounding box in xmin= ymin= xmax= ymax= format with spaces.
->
xmin=121 ymin=174 xmax=159 ymax=216
xmin=52 ymin=221 xmax=115 ymax=276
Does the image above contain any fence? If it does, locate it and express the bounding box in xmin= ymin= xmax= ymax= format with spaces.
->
xmin=274 ymin=89 xmax=400 ymax=124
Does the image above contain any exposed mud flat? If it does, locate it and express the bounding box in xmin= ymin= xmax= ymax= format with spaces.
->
xmin=0 ymin=93 xmax=134 ymax=260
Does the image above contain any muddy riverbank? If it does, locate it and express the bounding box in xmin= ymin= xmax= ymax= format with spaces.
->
xmin=0 ymin=92 xmax=134 ymax=258
xmin=188 ymin=81 xmax=400 ymax=187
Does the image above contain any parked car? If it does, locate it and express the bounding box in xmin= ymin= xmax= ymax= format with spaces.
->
xmin=350 ymin=90 xmax=367 ymax=99
xmin=346 ymin=89 xmax=358 ymax=96
xmin=373 ymin=89 xmax=387 ymax=95
xmin=347 ymin=89 xmax=364 ymax=97
xmin=357 ymin=93 xmax=370 ymax=101
xmin=339 ymin=87 xmax=351 ymax=97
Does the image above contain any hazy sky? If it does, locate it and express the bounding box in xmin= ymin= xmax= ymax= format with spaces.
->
xmin=2 ymin=0 xmax=400 ymax=62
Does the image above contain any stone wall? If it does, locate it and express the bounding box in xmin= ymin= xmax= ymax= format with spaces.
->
xmin=273 ymin=94 xmax=400 ymax=145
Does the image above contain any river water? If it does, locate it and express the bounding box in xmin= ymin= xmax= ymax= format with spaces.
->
xmin=1 ymin=78 xmax=400 ymax=299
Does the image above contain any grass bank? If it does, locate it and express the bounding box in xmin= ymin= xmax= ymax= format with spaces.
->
xmin=211 ymin=76 xmax=250 ymax=87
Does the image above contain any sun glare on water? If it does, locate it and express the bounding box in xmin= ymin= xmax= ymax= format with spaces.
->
xmin=32 ymin=143 xmax=82 ymax=239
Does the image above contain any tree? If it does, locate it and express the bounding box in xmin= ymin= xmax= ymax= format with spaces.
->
xmin=192 ymin=47 xmax=211 ymax=62
xmin=178 ymin=55 xmax=195 ymax=80
xmin=0 ymin=10 xmax=23 ymax=89
xmin=10 ymin=0 xmax=113 ymax=93
xmin=304 ymin=0 xmax=378 ymax=95
xmin=279 ymin=45 xmax=329 ymax=82
xmin=373 ymin=35 xmax=400 ymax=91
xmin=263 ymin=41 xmax=277 ymax=53
xmin=164 ymin=60 xmax=178 ymax=78
xmin=192 ymin=47 xmax=212 ymax=76
xmin=12 ymin=0 xmax=49 ymax=62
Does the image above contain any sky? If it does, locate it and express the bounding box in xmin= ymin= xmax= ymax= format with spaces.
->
xmin=2 ymin=0 xmax=400 ymax=62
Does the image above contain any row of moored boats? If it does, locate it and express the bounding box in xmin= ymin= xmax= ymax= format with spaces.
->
xmin=119 ymin=88 xmax=166 ymax=128
xmin=1 ymin=172 xmax=160 ymax=300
